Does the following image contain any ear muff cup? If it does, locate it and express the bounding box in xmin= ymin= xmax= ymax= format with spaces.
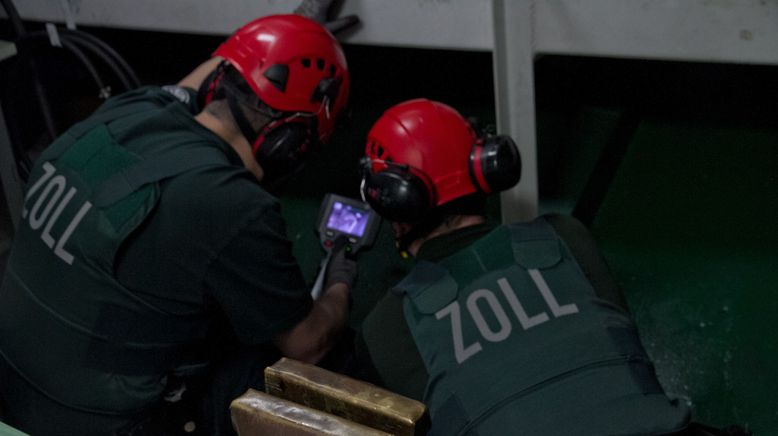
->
xmin=469 ymin=135 xmax=522 ymax=193
xmin=254 ymin=122 xmax=314 ymax=183
xmin=361 ymin=167 xmax=433 ymax=223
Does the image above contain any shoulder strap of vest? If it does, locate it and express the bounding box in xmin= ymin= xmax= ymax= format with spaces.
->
xmin=507 ymin=218 xmax=563 ymax=270
xmin=392 ymin=260 xmax=458 ymax=314
xmin=506 ymin=217 xmax=557 ymax=242
xmin=392 ymin=260 xmax=449 ymax=296
xmin=92 ymin=146 xmax=228 ymax=207
xmin=68 ymin=87 xmax=187 ymax=138
xmin=396 ymin=219 xmax=563 ymax=309
xmin=41 ymin=89 xmax=172 ymax=163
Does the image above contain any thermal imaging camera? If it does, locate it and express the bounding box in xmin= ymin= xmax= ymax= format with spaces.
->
xmin=311 ymin=194 xmax=381 ymax=299
xmin=316 ymin=193 xmax=380 ymax=255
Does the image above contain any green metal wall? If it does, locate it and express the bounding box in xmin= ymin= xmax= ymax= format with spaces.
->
xmin=536 ymin=56 xmax=778 ymax=433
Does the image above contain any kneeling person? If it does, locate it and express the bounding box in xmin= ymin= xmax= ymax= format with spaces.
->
xmin=355 ymin=99 xmax=691 ymax=435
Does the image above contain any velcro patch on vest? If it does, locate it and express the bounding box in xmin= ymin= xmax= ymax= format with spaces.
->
xmin=511 ymin=239 xmax=562 ymax=270
xmin=394 ymin=261 xmax=458 ymax=314
xmin=57 ymin=125 xmax=158 ymax=239
xmin=507 ymin=219 xmax=564 ymax=270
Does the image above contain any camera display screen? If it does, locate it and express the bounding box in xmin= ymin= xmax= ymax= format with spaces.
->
xmin=326 ymin=201 xmax=370 ymax=237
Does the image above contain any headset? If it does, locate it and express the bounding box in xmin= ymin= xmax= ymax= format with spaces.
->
xmin=196 ymin=14 xmax=349 ymax=186
xmin=197 ymin=62 xmax=341 ymax=185
xmin=361 ymin=133 xmax=521 ymax=223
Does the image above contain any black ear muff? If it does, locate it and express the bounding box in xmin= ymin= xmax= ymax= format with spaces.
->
xmin=469 ymin=135 xmax=522 ymax=193
xmin=361 ymin=163 xmax=433 ymax=223
xmin=254 ymin=121 xmax=314 ymax=183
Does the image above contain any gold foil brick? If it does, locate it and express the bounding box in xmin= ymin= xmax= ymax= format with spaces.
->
xmin=265 ymin=358 xmax=428 ymax=436
xmin=230 ymin=389 xmax=392 ymax=436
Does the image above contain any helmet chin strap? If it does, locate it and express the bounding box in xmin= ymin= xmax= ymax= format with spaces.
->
xmin=226 ymin=94 xmax=309 ymax=194
xmin=394 ymin=232 xmax=418 ymax=259
xmin=226 ymin=92 xmax=262 ymax=148
xmin=395 ymin=209 xmax=446 ymax=258
xmin=393 ymin=194 xmax=488 ymax=257
xmin=197 ymin=61 xmax=227 ymax=110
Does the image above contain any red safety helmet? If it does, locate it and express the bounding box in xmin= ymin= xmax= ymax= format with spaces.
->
xmin=214 ymin=14 xmax=349 ymax=144
xmin=361 ymin=99 xmax=521 ymax=222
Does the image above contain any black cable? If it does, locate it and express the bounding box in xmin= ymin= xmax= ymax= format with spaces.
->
xmin=63 ymin=33 xmax=133 ymax=90
xmin=23 ymin=31 xmax=132 ymax=92
xmin=20 ymin=32 xmax=109 ymax=95
xmin=1 ymin=0 xmax=59 ymax=151
xmin=23 ymin=28 xmax=141 ymax=94
xmin=0 ymin=0 xmax=25 ymax=36
xmin=2 ymin=54 xmax=33 ymax=180
xmin=59 ymin=29 xmax=141 ymax=88
xmin=28 ymin=58 xmax=58 ymax=140
xmin=60 ymin=40 xmax=109 ymax=96
xmin=0 ymin=0 xmax=141 ymax=183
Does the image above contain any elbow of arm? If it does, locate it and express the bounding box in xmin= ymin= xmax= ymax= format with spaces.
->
xmin=273 ymin=286 xmax=349 ymax=364
xmin=274 ymin=327 xmax=331 ymax=364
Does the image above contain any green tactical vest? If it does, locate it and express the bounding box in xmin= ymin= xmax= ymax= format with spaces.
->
xmin=0 ymin=101 xmax=227 ymax=416
xmin=394 ymin=218 xmax=690 ymax=436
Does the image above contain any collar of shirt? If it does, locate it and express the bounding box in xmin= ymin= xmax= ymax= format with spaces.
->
xmin=415 ymin=221 xmax=496 ymax=263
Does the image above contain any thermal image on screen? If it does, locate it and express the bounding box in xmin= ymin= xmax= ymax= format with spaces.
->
xmin=326 ymin=201 xmax=369 ymax=237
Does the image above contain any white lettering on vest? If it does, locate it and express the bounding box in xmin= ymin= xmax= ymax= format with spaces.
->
xmin=436 ymin=301 xmax=482 ymax=364
xmin=29 ymin=175 xmax=66 ymax=230
xmin=436 ymin=272 xmax=580 ymax=364
xmin=467 ymin=289 xmax=511 ymax=342
xmin=41 ymin=187 xmax=77 ymax=248
xmin=54 ymin=201 xmax=91 ymax=265
xmin=22 ymin=162 xmax=56 ymax=219
xmin=528 ymin=269 xmax=579 ymax=317
xmin=22 ymin=162 xmax=92 ymax=265
xmin=497 ymin=278 xmax=549 ymax=329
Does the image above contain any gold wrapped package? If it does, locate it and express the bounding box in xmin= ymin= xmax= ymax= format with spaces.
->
xmin=230 ymin=389 xmax=391 ymax=436
xmin=265 ymin=358 xmax=428 ymax=436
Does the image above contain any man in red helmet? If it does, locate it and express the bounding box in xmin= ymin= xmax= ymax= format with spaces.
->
xmin=0 ymin=5 xmax=357 ymax=436
xmin=354 ymin=99 xmax=699 ymax=435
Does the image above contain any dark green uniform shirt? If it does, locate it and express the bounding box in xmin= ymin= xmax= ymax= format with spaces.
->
xmin=111 ymin=88 xmax=312 ymax=346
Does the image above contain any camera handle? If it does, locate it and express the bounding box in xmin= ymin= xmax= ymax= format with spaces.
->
xmin=310 ymin=251 xmax=333 ymax=300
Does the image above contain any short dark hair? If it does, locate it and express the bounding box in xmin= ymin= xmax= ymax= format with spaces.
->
xmin=219 ymin=66 xmax=261 ymax=107
xmin=395 ymin=193 xmax=488 ymax=253
xmin=205 ymin=65 xmax=275 ymax=132
xmin=416 ymin=193 xmax=487 ymax=234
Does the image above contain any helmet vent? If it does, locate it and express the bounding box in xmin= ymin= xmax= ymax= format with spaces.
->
xmin=316 ymin=58 xmax=325 ymax=70
xmin=263 ymin=64 xmax=289 ymax=92
xmin=368 ymin=140 xmax=385 ymax=158
xmin=301 ymin=58 xmax=311 ymax=68
xmin=329 ymin=65 xmax=337 ymax=77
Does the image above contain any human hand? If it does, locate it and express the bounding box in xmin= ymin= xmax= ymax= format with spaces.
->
xmin=293 ymin=0 xmax=360 ymax=35
xmin=324 ymin=236 xmax=358 ymax=290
